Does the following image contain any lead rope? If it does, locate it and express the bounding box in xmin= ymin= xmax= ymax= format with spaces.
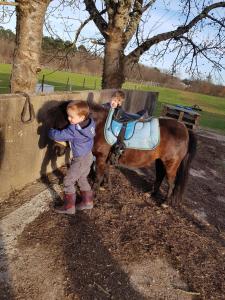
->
xmin=20 ymin=92 xmax=35 ymax=124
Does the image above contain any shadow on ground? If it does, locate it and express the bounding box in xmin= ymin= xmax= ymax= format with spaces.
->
xmin=64 ymin=212 xmax=145 ymax=300
xmin=36 ymin=100 xmax=71 ymax=204
xmin=117 ymin=160 xmax=225 ymax=249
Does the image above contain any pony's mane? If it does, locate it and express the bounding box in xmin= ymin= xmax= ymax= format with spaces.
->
xmin=87 ymin=99 xmax=108 ymax=125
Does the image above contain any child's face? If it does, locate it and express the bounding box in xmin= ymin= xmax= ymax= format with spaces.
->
xmin=111 ymin=96 xmax=123 ymax=108
xmin=67 ymin=108 xmax=85 ymax=125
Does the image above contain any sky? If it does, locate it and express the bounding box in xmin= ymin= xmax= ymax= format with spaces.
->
xmin=1 ymin=0 xmax=225 ymax=84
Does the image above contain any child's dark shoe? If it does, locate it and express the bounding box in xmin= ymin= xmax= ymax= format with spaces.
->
xmin=76 ymin=191 xmax=93 ymax=210
xmin=54 ymin=193 xmax=76 ymax=215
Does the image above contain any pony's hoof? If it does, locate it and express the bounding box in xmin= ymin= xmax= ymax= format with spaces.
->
xmin=99 ymin=186 xmax=106 ymax=191
xmin=167 ymin=197 xmax=179 ymax=208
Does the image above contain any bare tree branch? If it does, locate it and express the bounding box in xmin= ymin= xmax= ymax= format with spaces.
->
xmin=0 ymin=2 xmax=18 ymax=6
xmin=126 ymin=1 xmax=225 ymax=64
xmin=142 ymin=0 xmax=156 ymax=13
xmin=124 ymin=0 xmax=156 ymax=45
xmin=206 ymin=13 xmax=225 ymax=28
xmin=124 ymin=0 xmax=143 ymax=44
xmin=84 ymin=0 xmax=108 ymax=38
xmin=0 ymin=3 xmax=15 ymax=24
xmin=74 ymin=8 xmax=106 ymax=45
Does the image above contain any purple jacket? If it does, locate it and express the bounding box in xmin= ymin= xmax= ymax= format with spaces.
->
xmin=48 ymin=118 xmax=95 ymax=157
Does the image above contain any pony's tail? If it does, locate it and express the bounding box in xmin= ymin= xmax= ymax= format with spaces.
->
xmin=172 ymin=130 xmax=197 ymax=204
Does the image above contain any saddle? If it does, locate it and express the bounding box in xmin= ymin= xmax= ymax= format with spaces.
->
xmin=113 ymin=108 xmax=147 ymax=123
xmin=104 ymin=108 xmax=160 ymax=151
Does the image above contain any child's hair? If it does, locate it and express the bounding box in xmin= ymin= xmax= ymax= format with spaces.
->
xmin=111 ymin=90 xmax=125 ymax=101
xmin=67 ymin=100 xmax=90 ymax=119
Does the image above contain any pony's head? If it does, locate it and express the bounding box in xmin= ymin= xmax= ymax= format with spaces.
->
xmin=51 ymin=101 xmax=71 ymax=156
xmin=87 ymin=98 xmax=109 ymax=126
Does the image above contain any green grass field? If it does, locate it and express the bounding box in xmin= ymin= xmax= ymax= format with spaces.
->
xmin=1 ymin=63 xmax=225 ymax=133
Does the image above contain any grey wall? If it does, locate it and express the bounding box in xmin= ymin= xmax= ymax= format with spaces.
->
xmin=0 ymin=90 xmax=158 ymax=200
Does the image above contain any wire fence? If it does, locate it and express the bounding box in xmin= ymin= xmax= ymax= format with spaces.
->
xmin=0 ymin=74 xmax=160 ymax=94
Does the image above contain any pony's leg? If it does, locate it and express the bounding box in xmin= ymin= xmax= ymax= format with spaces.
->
xmin=152 ymin=159 xmax=166 ymax=196
xmin=101 ymin=168 xmax=110 ymax=186
xmin=101 ymin=167 xmax=112 ymax=193
xmin=166 ymin=179 xmax=175 ymax=199
xmin=164 ymin=160 xmax=181 ymax=206
xmin=88 ymin=160 xmax=96 ymax=183
xmin=93 ymin=154 xmax=109 ymax=190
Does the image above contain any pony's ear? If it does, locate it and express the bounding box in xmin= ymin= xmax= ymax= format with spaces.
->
xmin=87 ymin=92 xmax=94 ymax=104
xmin=87 ymin=92 xmax=99 ymax=109
xmin=88 ymin=98 xmax=106 ymax=113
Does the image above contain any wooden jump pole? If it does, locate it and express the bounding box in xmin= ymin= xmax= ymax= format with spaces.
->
xmin=0 ymin=1 xmax=18 ymax=6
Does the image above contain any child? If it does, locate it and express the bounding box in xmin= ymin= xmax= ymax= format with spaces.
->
xmin=103 ymin=90 xmax=148 ymax=119
xmin=48 ymin=100 xmax=95 ymax=215
xmin=102 ymin=90 xmax=125 ymax=109
xmin=110 ymin=90 xmax=125 ymax=108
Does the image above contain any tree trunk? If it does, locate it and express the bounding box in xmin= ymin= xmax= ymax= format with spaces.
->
xmin=102 ymin=38 xmax=125 ymax=89
xmin=10 ymin=0 xmax=50 ymax=93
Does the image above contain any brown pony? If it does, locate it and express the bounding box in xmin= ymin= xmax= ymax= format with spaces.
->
xmin=51 ymin=100 xmax=197 ymax=206
xmin=89 ymin=102 xmax=197 ymax=206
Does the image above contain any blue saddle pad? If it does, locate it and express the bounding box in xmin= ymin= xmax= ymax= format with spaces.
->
xmin=104 ymin=108 xmax=160 ymax=150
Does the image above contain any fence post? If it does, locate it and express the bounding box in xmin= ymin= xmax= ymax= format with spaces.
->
xmin=65 ymin=77 xmax=72 ymax=91
xmin=66 ymin=77 xmax=70 ymax=91
xmin=83 ymin=77 xmax=86 ymax=88
xmin=94 ymin=79 xmax=97 ymax=90
xmin=41 ymin=75 xmax=45 ymax=92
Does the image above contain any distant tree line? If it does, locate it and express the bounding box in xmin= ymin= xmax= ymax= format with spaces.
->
xmin=0 ymin=26 xmax=15 ymax=40
xmin=0 ymin=27 xmax=87 ymax=51
xmin=183 ymin=79 xmax=225 ymax=98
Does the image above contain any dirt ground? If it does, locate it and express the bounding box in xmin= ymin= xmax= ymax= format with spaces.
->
xmin=0 ymin=129 xmax=225 ymax=300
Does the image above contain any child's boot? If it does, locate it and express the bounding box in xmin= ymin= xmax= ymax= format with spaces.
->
xmin=54 ymin=193 xmax=76 ymax=215
xmin=76 ymin=191 xmax=93 ymax=210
